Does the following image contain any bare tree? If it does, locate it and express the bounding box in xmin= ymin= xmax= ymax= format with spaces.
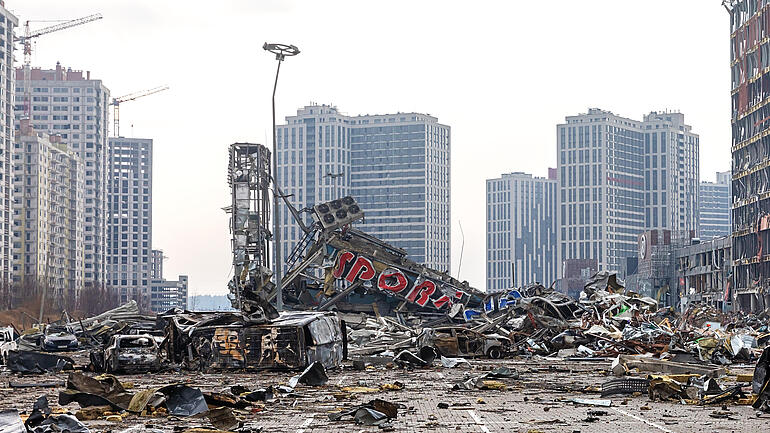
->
xmin=78 ymin=283 xmax=120 ymax=317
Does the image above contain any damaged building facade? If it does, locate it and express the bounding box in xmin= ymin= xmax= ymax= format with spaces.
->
xmin=676 ymin=235 xmax=732 ymax=311
xmin=727 ymin=0 xmax=770 ymax=311
xmin=276 ymin=104 xmax=451 ymax=273
xmin=557 ymin=109 xmax=699 ymax=278
xmin=625 ymin=229 xmax=732 ymax=311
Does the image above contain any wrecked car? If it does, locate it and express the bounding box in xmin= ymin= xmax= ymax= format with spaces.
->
xmin=92 ymin=334 xmax=161 ymax=373
xmin=164 ymin=310 xmax=346 ymax=371
xmin=1 ymin=329 xmax=42 ymax=364
xmin=0 ymin=326 xmax=17 ymax=365
xmin=125 ymin=324 xmax=165 ymax=346
xmin=418 ymin=327 xmax=510 ymax=359
xmin=41 ymin=325 xmax=78 ymax=351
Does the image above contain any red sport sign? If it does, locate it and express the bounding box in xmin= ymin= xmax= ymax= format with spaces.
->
xmin=329 ymin=247 xmax=472 ymax=312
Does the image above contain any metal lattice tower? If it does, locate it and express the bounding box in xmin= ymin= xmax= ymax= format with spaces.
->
xmin=227 ymin=143 xmax=272 ymax=311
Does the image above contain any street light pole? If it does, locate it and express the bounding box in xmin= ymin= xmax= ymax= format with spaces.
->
xmin=263 ymin=43 xmax=299 ymax=312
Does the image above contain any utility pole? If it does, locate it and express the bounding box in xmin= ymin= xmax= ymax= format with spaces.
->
xmin=263 ymin=43 xmax=300 ymax=311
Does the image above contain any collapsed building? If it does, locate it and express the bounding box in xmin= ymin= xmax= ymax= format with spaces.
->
xmin=223 ymin=142 xmax=489 ymax=324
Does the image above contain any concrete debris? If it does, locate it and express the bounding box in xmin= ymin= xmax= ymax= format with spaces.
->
xmin=6 ymin=194 xmax=770 ymax=430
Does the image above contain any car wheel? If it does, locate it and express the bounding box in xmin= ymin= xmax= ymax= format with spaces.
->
xmin=487 ymin=347 xmax=502 ymax=359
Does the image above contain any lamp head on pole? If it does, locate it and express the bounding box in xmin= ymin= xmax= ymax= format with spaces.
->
xmin=263 ymin=42 xmax=300 ymax=61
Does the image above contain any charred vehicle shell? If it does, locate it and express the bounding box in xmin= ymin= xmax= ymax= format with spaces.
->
xmin=163 ymin=310 xmax=346 ymax=371
xmin=97 ymin=334 xmax=161 ymax=373
xmin=418 ymin=327 xmax=510 ymax=359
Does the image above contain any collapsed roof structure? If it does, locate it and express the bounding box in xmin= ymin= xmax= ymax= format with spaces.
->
xmin=224 ymin=142 xmax=492 ymax=323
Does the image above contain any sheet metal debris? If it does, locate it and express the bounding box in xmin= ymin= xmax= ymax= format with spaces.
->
xmin=0 ymin=409 xmax=25 ymax=433
xmin=6 ymin=351 xmax=74 ymax=374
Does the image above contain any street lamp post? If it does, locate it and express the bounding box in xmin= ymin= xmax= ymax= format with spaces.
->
xmin=263 ymin=42 xmax=300 ymax=312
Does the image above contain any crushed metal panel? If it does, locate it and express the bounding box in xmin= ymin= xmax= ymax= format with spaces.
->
xmin=305 ymin=315 xmax=343 ymax=368
xmin=243 ymin=326 xmax=304 ymax=370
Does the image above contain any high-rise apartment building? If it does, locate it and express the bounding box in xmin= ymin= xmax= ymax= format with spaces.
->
xmin=699 ymin=171 xmax=731 ymax=239
xmin=641 ymin=112 xmax=699 ymax=233
xmin=0 ymin=6 xmax=17 ymax=288
xmin=556 ymin=108 xmax=699 ymax=277
xmin=106 ymin=137 xmax=152 ymax=308
xmin=726 ymin=1 xmax=770 ymax=310
xmin=486 ymin=170 xmax=557 ymax=291
xmin=277 ymin=104 xmax=450 ymax=271
xmin=14 ymin=63 xmax=110 ymax=289
xmin=11 ymin=120 xmax=84 ymax=306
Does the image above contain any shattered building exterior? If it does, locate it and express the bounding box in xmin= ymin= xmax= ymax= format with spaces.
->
xmin=11 ymin=120 xmax=85 ymax=305
xmin=628 ymin=229 xmax=693 ymax=307
xmin=486 ymin=170 xmax=557 ymax=290
xmin=0 ymin=6 xmax=16 ymax=288
xmin=676 ymin=235 xmax=732 ymax=312
xmin=625 ymin=229 xmax=730 ymax=311
xmin=699 ymin=171 xmax=732 ymax=239
xmin=277 ymin=104 xmax=450 ymax=273
xmin=107 ymin=137 xmax=152 ymax=308
xmin=727 ymin=0 xmax=770 ymax=311
xmin=557 ymin=109 xmax=699 ymax=277
xmin=14 ymin=64 xmax=110 ymax=289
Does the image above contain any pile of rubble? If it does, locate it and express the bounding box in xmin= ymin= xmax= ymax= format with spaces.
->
xmin=4 ymin=269 xmax=770 ymax=431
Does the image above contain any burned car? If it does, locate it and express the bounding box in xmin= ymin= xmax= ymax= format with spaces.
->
xmin=42 ymin=325 xmax=78 ymax=351
xmin=92 ymin=334 xmax=161 ymax=373
xmin=164 ymin=310 xmax=346 ymax=371
xmin=418 ymin=327 xmax=510 ymax=359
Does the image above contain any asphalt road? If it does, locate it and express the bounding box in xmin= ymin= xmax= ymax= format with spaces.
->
xmin=0 ymin=354 xmax=766 ymax=433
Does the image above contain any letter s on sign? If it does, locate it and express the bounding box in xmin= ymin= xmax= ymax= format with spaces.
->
xmin=333 ymin=251 xmax=355 ymax=279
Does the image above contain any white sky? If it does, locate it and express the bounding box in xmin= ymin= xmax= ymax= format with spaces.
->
xmin=10 ymin=0 xmax=731 ymax=295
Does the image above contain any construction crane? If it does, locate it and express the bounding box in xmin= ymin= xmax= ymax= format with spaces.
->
xmin=110 ymin=86 xmax=169 ymax=137
xmin=15 ymin=14 xmax=103 ymax=119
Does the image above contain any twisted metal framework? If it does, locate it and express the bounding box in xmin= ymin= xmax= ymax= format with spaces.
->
xmin=227 ymin=143 xmax=274 ymax=316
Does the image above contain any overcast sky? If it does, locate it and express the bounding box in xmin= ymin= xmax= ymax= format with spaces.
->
xmin=10 ymin=0 xmax=731 ymax=295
